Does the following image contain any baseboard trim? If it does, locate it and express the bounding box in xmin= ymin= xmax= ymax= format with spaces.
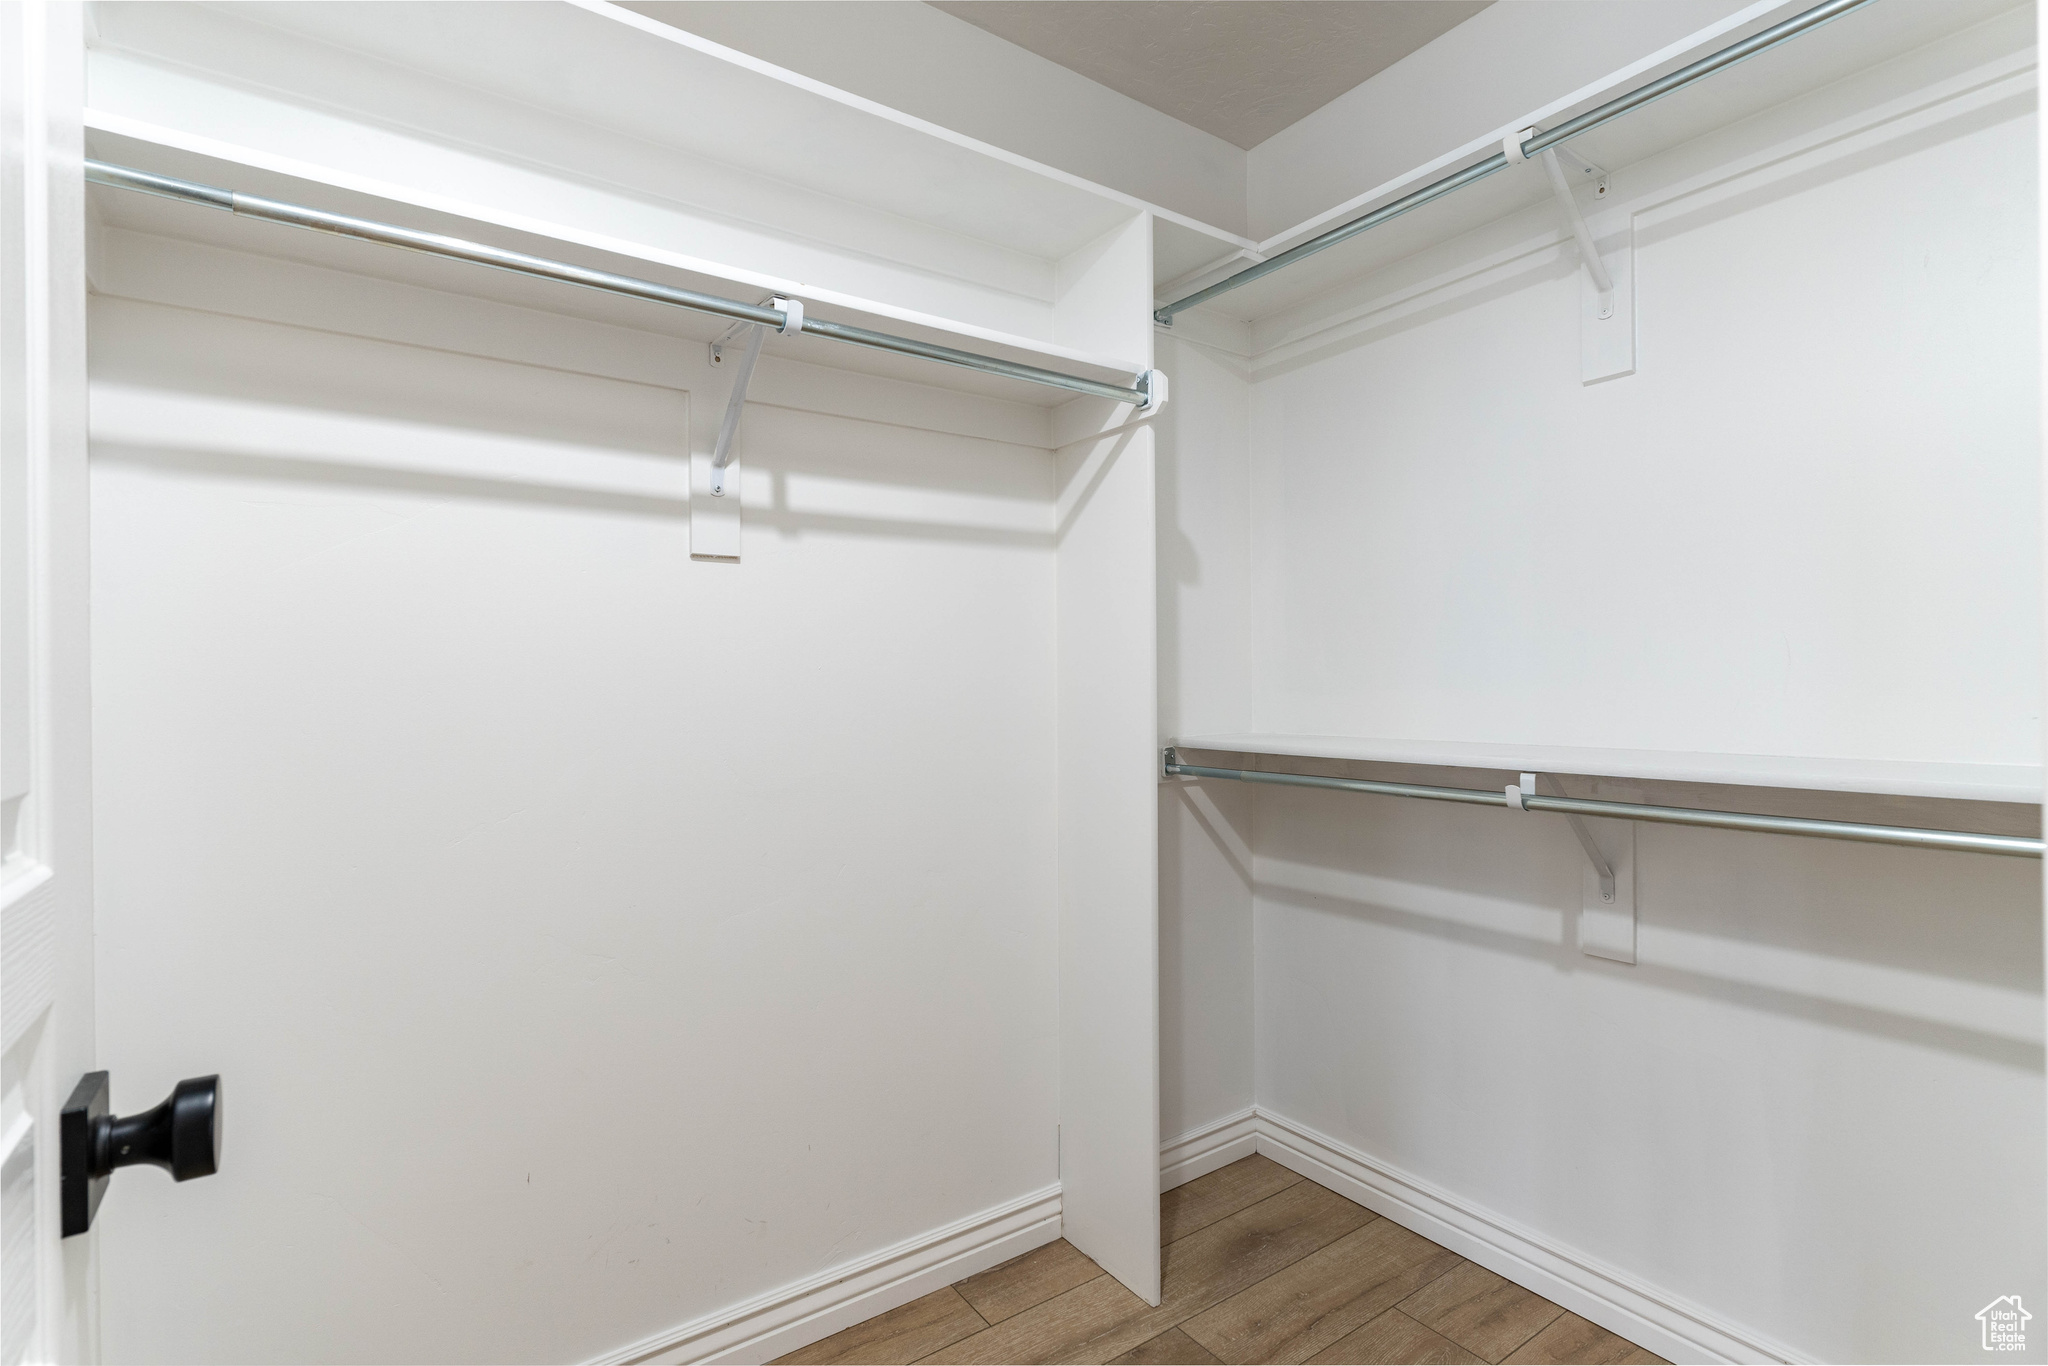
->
xmin=592 ymin=1107 xmax=1803 ymax=1365
xmin=1253 ymin=1110 xmax=1811 ymax=1366
xmin=1160 ymin=1108 xmax=1258 ymax=1191
xmin=589 ymin=1184 xmax=1061 ymax=1366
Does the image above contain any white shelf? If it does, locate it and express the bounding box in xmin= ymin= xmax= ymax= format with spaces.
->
xmin=1171 ymin=734 xmax=2043 ymax=805
xmin=85 ymin=1 xmax=1250 ymax=303
xmin=83 ymin=121 xmax=1149 ymax=408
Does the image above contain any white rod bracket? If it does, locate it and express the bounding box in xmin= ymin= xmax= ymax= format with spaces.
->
xmin=709 ymin=317 xmax=751 ymax=361
xmin=1535 ymin=148 xmax=1614 ymax=316
xmin=1553 ymin=145 xmax=1610 ymax=200
xmin=709 ymin=326 xmax=764 ymax=497
xmin=708 ymin=297 xmax=801 ymax=498
xmin=1571 ymin=821 xmax=1618 ymax=902
xmin=1138 ymin=368 xmax=1168 ymax=417
xmin=1510 ymin=772 xmax=1617 ymax=901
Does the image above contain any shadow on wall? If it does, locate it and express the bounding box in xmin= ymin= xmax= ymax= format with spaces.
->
xmin=1251 ymin=783 xmax=2044 ymax=1072
xmin=88 ymin=299 xmax=1061 ymax=550
xmin=88 ymin=382 xmax=1056 ymax=552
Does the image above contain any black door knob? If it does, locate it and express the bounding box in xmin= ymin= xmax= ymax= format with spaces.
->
xmin=62 ymin=1071 xmax=223 ymax=1237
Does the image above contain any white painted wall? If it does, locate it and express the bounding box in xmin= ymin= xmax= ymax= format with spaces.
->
xmin=1248 ymin=7 xmax=2040 ymax=766
xmin=1210 ymin=7 xmax=2045 ymax=1361
xmin=621 ymin=1 xmax=1249 ymax=238
xmin=85 ymin=228 xmax=1066 ymax=1363
xmin=1253 ymin=787 xmax=2043 ymax=1363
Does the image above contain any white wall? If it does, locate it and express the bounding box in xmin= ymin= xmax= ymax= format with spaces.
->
xmin=85 ymin=227 xmax=1065 ymax=1363
xmin=1185 ymin=6 xmax=2044 ymax=1361
xmin=1253 ymin=786 xmax=2043 ymax=1363
xmin=1249 ymin=5 xmax=2040 ymax=766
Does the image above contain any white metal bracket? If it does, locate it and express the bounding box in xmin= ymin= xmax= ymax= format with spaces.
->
xmin=1551 ymin=145 xmax=1610 ymax=199
xmin=1508 ymin=772 xmax=1637 ymax=963
xmin=1507 ymin=129 xmax=1632 ymax=383
xmin=1536 ymin=149 xmax=1613 ymax=318
xmin=1506 ymin=772 xmax=1615 ymax=900
xmin=707 ymin=296 xmax=801 ymax=498
xmin=707 ymin=325 xmax=762 ymax=499
xmin=1138 ymin=368 xmax=1168 ymax=417
xmin=1578 ymin=820 xmax=1635 ymax=964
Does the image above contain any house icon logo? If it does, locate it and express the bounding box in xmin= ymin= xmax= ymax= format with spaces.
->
xmin=1979 ymin=1296 xmax=2030 ymax=1351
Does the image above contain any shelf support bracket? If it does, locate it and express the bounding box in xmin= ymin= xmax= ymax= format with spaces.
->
xmin=708 ymin=296 xmax=802 ymax=497
xmin=1510 ymin=769 xmax=1636 ymax=963
xmin=1505 ymin=129 xmax=1613 ymax=319
xmin=1507 ymin=772 xmax=1616 ymax=901
xmin=1138 ymin=369 xmax=1168 ymax=418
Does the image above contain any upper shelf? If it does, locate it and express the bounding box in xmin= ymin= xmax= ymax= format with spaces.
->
xmin=1171 ymin=734 xmax=2043 ymax=805
xmin=84 ymin=120 xmax=1153 ymax=409
xmin=1160 ymin=0 xmax=2031 ymax=328
xmin=84 ymin=1 xmax=1252 ymax=307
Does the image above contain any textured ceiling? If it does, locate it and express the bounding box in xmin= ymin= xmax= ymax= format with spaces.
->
xmin=927 ymin=1 xmax=1490 ymax=149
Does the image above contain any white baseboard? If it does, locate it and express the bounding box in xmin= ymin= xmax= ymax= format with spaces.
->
xmin=1160 ymin=1107 xmax=1258 ymax=1191
xmin=591 ymin=1107 xmax=1802 ymax=1366
xmin=1253 ymin=1109 xmax=1811 ymax=1366
xmin=588 ymin=1184 xmax=1061 ymax=1366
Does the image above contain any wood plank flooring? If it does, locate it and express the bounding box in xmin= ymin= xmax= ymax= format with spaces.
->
xmin=772 ymin=1156 xmax=1667 ymax=1366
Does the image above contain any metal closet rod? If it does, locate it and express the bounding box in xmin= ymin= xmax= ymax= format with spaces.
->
xmin=84 ymin=161 xmax=1156 ymax=408
xmin=1162 ymin=752 xmax=2045 ymax=858
xmin=1155 ymin=0 xmax=1877 ymax=324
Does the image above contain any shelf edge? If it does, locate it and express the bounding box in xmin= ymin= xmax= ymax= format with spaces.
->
xmin=1171 ymin=734 xmax=2043 ymax=804
xmin=83 ymin=110 xmax=1154 ymax=385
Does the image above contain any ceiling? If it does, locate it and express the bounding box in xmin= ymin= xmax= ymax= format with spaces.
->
xmin=926 ymin=1 xmax=1490 ymax=150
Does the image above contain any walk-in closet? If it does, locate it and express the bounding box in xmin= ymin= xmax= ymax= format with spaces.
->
xmin=0 ymin=0 xmax=2039 ymax=1362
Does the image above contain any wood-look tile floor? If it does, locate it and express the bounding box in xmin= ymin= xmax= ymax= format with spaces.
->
xmin=772 ymin=1156 xmax=1668 ymax=1366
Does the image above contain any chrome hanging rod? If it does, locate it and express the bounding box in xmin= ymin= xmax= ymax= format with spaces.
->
xmin=1154 ymin=0 xmax=1877 ymax=324
xmin=1161 ymin=751 xmax=2043 ymax=859
xmin=85 ymin=161 xmax=1158 ymax=409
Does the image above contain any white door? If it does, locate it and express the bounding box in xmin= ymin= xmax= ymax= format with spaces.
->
xmin=2 ymin=3 xmax=98 ymax=1361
